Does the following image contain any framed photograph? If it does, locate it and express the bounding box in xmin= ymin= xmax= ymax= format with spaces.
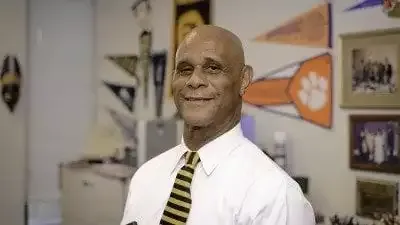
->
xmin=349 ymin=115 xmax=400 ymax=174
xmin=356 ymin=178 xmax=398 ymax=218
xmin=340 ymin=28 xmax=400 ymax=108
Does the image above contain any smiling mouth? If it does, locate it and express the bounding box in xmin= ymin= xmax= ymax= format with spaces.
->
xmin=184 ymin=97 xmax=214 ymax=101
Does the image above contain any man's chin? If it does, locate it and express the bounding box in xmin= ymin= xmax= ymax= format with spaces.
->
xmin=181 ymin=114 xmax=213 ymax=127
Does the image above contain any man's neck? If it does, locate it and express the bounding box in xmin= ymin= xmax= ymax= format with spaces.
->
xmin=183 ymin=108 xmax=241 ymax=151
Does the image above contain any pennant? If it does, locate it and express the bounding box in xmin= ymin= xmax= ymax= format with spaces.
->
xmin=103 ymin=81 xmax=136 ymax=112
xmin=344 ymin=0 xmax=382 ymax=11
xmin=253 ymin=3 xmax=332 ymax=49
xmin=167 ymin=0 xmax=212 ymax=98
xmin=152 ymin=51 xmax=167 ymax=119
xmin=106 ymin=107 xmax=138 ymax=151
xmin=0 ymin=54 xmax=22 ymax=113
xmin=139 ymin=30 xmax=152 ymax=107
xmin=243 ymin=53 xmax=333 ymax=129
xmin=105 ymin=55 xmax=139 ymax=83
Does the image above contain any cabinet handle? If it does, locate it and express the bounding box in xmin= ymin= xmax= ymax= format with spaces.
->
xmin=82 ymin=180 xmax=93 ymax=187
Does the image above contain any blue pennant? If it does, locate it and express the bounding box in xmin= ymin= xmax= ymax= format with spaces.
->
xmin=345 ymin=0 xmax=383 ymax=11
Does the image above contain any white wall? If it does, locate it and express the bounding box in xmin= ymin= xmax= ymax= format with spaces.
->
xmin=95 ymin=0 xmax=400 ymax=219
xmin=28 ymin=0 xmax=95 ymax=222
xmin=0 ymin=0 xmax=27 ymax=224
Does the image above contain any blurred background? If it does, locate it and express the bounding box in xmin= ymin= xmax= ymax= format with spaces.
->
xmin=1 ymin=0 xmax=400 ymax=225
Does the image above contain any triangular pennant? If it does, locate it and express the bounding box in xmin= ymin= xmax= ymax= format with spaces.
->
xmin=253 ymin=2 xmax=332 ymax=48
xmin=243 ymin=53 xmax=333 ymax=129
xmin=344 ymin=0 xmax=382 ymax=11
xmin=103 ymin=81 xmax=136 ymax=112
xmin=106 ymin=107 xmax=138 ymax=150
xmin=106 ymin=55 xmax=139 ymax=80
xmin=0 ymin=54 xmax=22 ymax=113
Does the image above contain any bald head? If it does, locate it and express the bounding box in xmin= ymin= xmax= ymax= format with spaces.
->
xmin=171 ymin=25 xmax=253 ymax=130
xmin=176 ymin=25 xmax=245 ymax=69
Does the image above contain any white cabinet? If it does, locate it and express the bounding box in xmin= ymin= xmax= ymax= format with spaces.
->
xmin=60 ymin=162 xmax=135 ymax=225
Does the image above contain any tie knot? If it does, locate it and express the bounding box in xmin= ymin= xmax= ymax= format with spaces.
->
xmin=185 ymin=151 xmax=201 ymax=167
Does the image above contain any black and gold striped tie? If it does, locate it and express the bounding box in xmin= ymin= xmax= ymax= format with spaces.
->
xmin=160 ymin=151 xmax=201 ymax=225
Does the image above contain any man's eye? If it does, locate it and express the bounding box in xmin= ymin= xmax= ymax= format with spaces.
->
xmin=205 ymin=65 xmax=222 ymax=73
xmin=177 ymin=67 xmax=193 ymax=76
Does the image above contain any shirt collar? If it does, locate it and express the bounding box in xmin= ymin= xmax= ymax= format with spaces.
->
xmin=171 ymin=123 xmax=245 ymax=176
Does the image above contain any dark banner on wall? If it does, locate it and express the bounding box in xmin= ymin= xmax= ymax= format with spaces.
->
xmin=152 ymin=51 xmax=167 ymax=119
xmin=0 ymin=55 xmax=22 ymax=113
xmin=167 ymin=0 xmax=212 ymax=98
xmin=103 ymin=81 xmax=136 ymax=112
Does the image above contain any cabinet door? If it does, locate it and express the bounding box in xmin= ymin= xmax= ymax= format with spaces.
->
xmin=84 ymin=173 xmax=125 ymax=225
xmin=60 ymin=167 xmax=93 ymax=225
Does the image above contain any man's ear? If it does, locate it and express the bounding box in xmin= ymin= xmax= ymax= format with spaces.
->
xmin=240 ymin=65 xmax=254 ymax=96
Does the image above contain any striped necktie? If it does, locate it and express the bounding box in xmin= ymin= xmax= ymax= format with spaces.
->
xmin=160 ymin=151 xmax=201 ymax=225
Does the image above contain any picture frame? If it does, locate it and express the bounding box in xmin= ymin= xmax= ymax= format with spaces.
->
xmin=349 ymin=114 xmax=400 ymax=174
xmin=340 ymin=28 xmax=400 ymax=108
xmin=356 ymin=177 xmax=398 ymax=219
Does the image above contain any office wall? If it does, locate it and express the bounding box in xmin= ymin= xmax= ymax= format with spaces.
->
xmin=0 ymin=0 xmax=27 ymax=224
xmin=95 ymin=0 xmax=400 ymax=219
xmin=28 ymin=0 xmax=95 ymax=222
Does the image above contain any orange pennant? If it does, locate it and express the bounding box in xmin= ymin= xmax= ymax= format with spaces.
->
xmin=253 ymin=3 xmax=332 ymax=48
xmin=243 ymin=53 xmax=333 ymax=129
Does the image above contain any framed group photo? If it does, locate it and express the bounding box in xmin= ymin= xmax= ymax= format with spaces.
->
xmin=349 ymin=115 xmax=400 ymax=174
xmin=356 ymin=178 xmax=398 ymax=219
xmin=340 ymin=28 xmax=400 ymax=108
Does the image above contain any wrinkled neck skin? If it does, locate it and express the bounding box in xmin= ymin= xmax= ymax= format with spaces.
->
xmin=183 ymin=104 xmax=242 ymax=151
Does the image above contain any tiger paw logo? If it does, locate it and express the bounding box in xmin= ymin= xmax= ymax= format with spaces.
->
xmin=297 ymin=71 xmax=328 ymax=112
xmin=0 ymin=55 xmax=22 ymax=113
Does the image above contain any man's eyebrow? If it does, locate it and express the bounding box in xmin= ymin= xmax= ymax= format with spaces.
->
xmin=175 ymin=59 xmax=191 ymax=67
xmin=203 ymin=56 xmax=224 ymax=65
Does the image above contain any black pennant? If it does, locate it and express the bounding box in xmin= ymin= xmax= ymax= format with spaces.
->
xmin=152 ymin=51 xmax=167 ymax=118
xmin=0 ymin=54 xmax=22 ymax=113
xmin=103 ymin=81 xmax=136 ymax=112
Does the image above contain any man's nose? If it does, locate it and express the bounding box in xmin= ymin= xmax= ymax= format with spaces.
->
xmin=186 ymin=69 xmax=207 ymax=88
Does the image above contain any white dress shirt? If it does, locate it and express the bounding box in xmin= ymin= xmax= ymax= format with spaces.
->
xmin=121 ymin=124 xmax=315 ymax=225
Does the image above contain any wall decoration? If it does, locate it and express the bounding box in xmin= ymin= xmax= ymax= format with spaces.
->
xmin=349 ymin=114 xmax=400 ymax=174
xmin=384 ymin=0 xmax=400 ymax=18
xmin=167 ymin=0 xmax=212 ymax=98
xmin=340 ymin=28 xmax=400 ymax=109
xmin=356 ymin=178 xmax=399 ymax=219
xmin=107 ymin=107 xmax=139 ymax=167
xmin=152 ymin=51 xmax=167 ymax=119
xmin=0 ymin=54 xmax=22 ymax=113
xmin=105 ymin=55 xmax=139 ymax=84
xmin=344 ymin=0 xmax=382 ymax=12
xmin=252 ymin=2 xmax=332 ymax=49
xmin=145 ymin=119 xmax=177 ymax=161
xmin=139 ymin=30 xmax=152 ymax=107
xmin=103 ymin=81 xmax=136 ymax=112
xmin=82 ymin=124 xmax=124 ymax=158
xmin=131 ymin=0 xmax=151 ymax=31
xmin=132 ymin=0 xmax=152 ymax=107
xmin=243 ymin=53 xmax=332 ymax=129
xmin=240 ymin=113 xmax=256 ymax=143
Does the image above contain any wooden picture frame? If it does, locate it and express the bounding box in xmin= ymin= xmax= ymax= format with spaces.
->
xmin=356 ymin=178 xmax=399 ymax=218
xmin=340 ymin=28 xmax=400 ymax=108
xmin=349 ymin=114 xmax=400 ymax=174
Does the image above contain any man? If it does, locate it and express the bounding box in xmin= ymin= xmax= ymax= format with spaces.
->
xmin=121 ymin=25 xmax=315 ymax=225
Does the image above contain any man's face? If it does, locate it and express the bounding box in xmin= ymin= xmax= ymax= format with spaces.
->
xmin=172 ymin=37 xmax=242 ymax=127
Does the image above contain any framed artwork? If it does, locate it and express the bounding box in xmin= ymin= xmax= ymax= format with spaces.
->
xmin=356 ymin=178 xmax=398 ymax=219
xmin=349 ymin=114 xmax=400 ymax=174
xmin=340 ymin=28 xmax=400 ymax=108
xmin=166 ymin=0 xmax=212 ymax=99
